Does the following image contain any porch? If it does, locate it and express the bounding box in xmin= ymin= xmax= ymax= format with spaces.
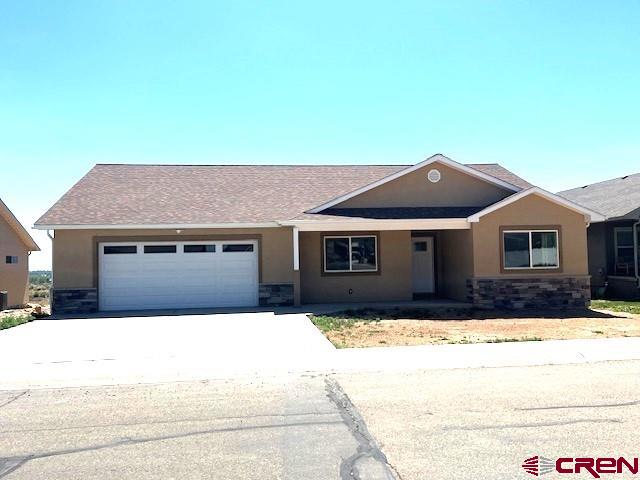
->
xmin=588 ymin=220 xmax=640 ymax=300
xmin=290 ymin=219 xmax=476 ymax=306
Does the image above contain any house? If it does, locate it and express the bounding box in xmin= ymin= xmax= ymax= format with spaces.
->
xmin=0 ymin=198 xmax=40 ymax=308
xmin=559 ymin=173 xmax=640 ymax=299
xmin=34 ymin=154 xmax=604 ymax=314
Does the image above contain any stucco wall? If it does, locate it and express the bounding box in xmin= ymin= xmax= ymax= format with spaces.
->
xmin=336 ymin=162 xmax=513 ymax=209
xmin=471 ymin=194 xmax=589 ymax=277
xmin=299 ymin=230 xmax=412 ymax=303
xmin=0 ymin=216 xmax=29 ymax=307
xmin=52 ymin=227 xmax=295 ymax=289
xmin=439 ymin=229 xmax=474 ymax=301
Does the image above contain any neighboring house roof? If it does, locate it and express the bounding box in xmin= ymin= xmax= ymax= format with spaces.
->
xmin=468 ymin=187 xmax=606 ymax=223
xmin=34 ymin=156 xmax=532 ymax=228
xmin=558 ymin=173 xmax=640 ymax=220
xmin=0 ymin=198 xmax=40 ymax=251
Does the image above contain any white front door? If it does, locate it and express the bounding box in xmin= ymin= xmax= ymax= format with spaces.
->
xmin=412 ymin=237 xmax=435 ymax=294
xmin=99 ymin=240 xmax=259 ymax=311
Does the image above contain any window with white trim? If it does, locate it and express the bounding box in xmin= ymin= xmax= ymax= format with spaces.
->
xmin=324 ymin=235 xmax=377 ymax=272
xmin=614 ymin=227 xmax=634 ymax=276
xmin=503 ymin=230 xmax=559 ymax=269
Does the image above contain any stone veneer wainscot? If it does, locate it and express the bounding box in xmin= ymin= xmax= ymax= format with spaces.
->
xmin=467 ymin=276 xmax=591 ymax=309
xmin=51 ymin=288 xmax=98 ymax=314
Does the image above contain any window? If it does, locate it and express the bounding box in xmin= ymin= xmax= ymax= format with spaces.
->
xmin=324 ymin=236 xmax=377 ymax=272
xmin=144 ymin=245 xmax=177 ymax=254
xmin=614 ymin=227 xmax=635 ymax=276
xmin=5 ymin=256 xmax=18 ymax=264
xmin=503 ymin=230 xmax=559 ymax=269
xmin=104 ymin=246 xmax=137 ymax=255
xmin=184 ymin=244 xmax=216 ymax=253
xmin=222 ymin=244 xmax=254 ymax=252
xmin=414 ymin=241 xmax=428 ymax=252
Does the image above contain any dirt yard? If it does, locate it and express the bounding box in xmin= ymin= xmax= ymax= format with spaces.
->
xmin=316 ymin=307 xmax=640 ymax=348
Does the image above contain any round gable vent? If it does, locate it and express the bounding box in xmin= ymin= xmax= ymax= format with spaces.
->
xmin=427 ymin=169 xmax=441 ymax=183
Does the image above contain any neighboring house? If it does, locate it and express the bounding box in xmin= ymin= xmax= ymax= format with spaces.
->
xmin=35 ymin=154 xmax=604 ymax=314
xmin=0 ymin=199 xmax=40 ymax=308
xmin=559 ymin=173 xmax=640 ymax=299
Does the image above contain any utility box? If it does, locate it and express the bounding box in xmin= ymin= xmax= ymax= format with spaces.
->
xmin=0 ymin=291 xmax=7 ymax=311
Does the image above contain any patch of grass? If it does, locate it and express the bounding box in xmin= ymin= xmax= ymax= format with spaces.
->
xmin=0 ymin=315 xmax=34 ymax=331
xmin=591 ymin=300 xmax=640 ymax=315
xmin=449 ymin=336 xmax=542 ymax=344
xmin=592 ymin=330 xmax=604 ymax=334
xmin=309 ymin=315 xmax=357 ymax=333
xmin=315 ymin=307 xmax=473 ymax=322
xmin=486 ymin=336 xmax=542 ymax=343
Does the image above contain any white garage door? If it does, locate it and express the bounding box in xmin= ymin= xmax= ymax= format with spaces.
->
xmin=98 ymin=240 xmax=259 ymax=311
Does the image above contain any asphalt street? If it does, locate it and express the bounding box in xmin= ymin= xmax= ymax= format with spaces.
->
xmin=0 ymin=375 xmax=395 ymax=480
xmin=1 ymin=360 xmax=639 ymax=479
xmin=336 ymin=360 xmax=640 ymax=479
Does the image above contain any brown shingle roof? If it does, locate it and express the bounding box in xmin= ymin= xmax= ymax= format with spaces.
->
xmin=35 ymin=163 xmax=531 ymax=226
xmin=1 ymin=198 xmax=40 ymax=251
xmin=463 ymin=164 xmax=532 ymax=189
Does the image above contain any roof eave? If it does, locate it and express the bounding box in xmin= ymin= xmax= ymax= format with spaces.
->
xmin=33 ymin=222 xmax=281 ymax=230
xmin=467 ymin=187 xmax=607 ymax=223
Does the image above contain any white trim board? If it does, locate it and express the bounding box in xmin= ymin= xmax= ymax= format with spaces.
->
xmin=467 ymin=187 xmax=607 ymax=223
xmin=306 ymin=154 xmax=522 ymax=214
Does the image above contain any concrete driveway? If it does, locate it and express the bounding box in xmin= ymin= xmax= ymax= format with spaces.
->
xmin=0 ymin=312 xmax=334 ymax=390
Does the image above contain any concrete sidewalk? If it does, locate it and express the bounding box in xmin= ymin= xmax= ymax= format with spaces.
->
xmin=332 ymin=336 xmax=640 ymax=373
xmin=2 ymin=328 xmax=640 ymax=390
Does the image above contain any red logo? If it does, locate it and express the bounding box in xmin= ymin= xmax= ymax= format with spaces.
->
xmin=522 ymin=456 xmax=555 ymax=476
xmin=522 ymin=456 xmax=639 ymax=478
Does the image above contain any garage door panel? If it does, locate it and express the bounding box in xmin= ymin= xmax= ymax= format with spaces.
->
xmin=99 ymin=241 xmax=259 ymax=311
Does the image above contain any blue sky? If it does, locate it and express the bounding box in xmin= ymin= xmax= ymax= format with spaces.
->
xmin=2 ymin=1 xmax=639 ymax=269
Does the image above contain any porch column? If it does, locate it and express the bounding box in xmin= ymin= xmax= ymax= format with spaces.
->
xmin=292 ymin=227 xmax=301 ymax=305
xmin=292 ymin=226 xmax=300 ymax=271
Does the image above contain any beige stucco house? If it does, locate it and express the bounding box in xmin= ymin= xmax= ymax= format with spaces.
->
xmin=35 ymin=154 xmax=604 ymax=314
xmin=0 ymin=199 xmax=40 ymax=308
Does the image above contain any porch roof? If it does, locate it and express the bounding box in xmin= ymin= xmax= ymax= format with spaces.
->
xmin=292 ymin=206 xmax=484 ymax=221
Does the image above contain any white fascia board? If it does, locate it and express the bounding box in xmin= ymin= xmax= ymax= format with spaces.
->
xmin=33 ymin=222 xmax=281 ymax=230
xmin=306 ymin=154 xmax=521 ymax=214
xmin=279 ymin=218 xmax=470 ymax=231
xmin=467 ymin=187 xmax=607 ymax=223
